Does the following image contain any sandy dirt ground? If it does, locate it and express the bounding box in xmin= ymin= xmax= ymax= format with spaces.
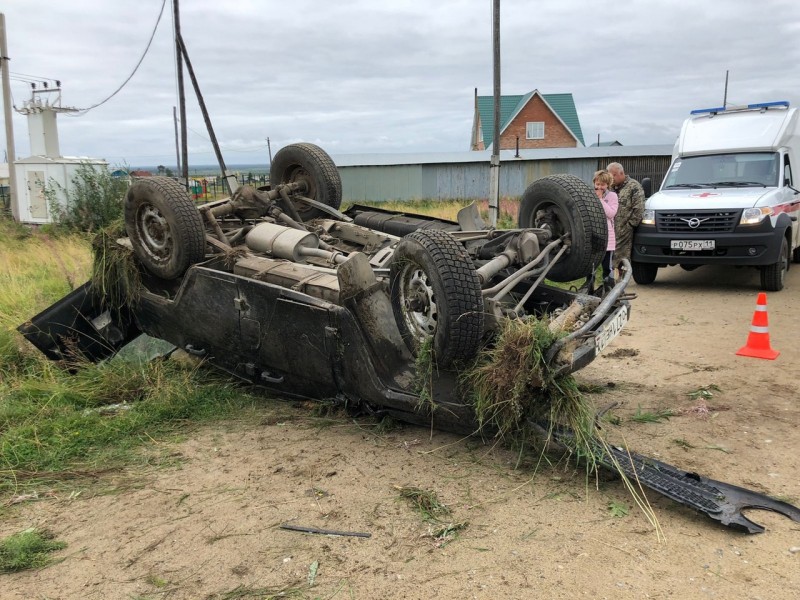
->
xmin=3 ymin=264 xmax=800 ymax=599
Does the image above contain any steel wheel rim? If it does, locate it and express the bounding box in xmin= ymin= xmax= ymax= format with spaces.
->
xmin=398 ymin=264 xmax=438 ymax=342
xmin=137 ymin=204 xmax=173 ymax=263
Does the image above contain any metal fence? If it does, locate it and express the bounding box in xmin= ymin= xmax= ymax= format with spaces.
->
xmin=339 ymin=150 xmax=673 ymax=202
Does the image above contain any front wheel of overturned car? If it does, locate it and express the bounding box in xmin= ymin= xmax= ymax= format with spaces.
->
xmin=632 ymin=261 xmax=658 ymax=284
xmin=124 ymin=176 xmax=206 ymax=280
xmin=517 ymin=174 xmax=607 ymax=282
xmin=390 ymin=229 xmax=485 ymax=367
xmin=761 ymin=237 xmax=789 ymax=292
xmin=269 ymin=143 xmax=342 ymax=221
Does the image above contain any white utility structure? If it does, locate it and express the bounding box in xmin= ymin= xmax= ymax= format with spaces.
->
xmin=13 ymin=87 xmax=107 ymax=224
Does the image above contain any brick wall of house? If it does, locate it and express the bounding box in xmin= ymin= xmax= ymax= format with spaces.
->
xmin=499 ymin=95 xmax=577 ymax=150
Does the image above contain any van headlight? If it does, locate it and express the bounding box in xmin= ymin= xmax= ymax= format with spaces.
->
xmin=641 ymin=209 xmax=655 ymax=225
xmin=740 ymin=207 xmax=773 ymax=225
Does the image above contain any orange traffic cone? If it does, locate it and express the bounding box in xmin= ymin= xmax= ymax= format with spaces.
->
xmin=736 ymin=293 xmax=779 ymax=360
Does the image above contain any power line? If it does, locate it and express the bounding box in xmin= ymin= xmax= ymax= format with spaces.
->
xmin=9 ymin=71 xmax=59 ymax=83
xmin=65 ymin=0 xmax=167 ymax=116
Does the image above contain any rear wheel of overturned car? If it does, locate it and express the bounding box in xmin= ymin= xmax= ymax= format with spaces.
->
xmin=632 ymin=261 xmax=659 ymax=284
xmin=390 ymin=229 xmax=485 ymax=367
xmin=124 ymin=176 xmax=206 ymax=280
xmin=761 ymin=236 xmax=789 ymax=292
xmin=517 ymin=174 xmax=607 ymax=282
xmin=269 ymin=143 xmax=342 ymax=221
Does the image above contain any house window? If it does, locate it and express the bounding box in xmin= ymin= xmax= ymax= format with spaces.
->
xmin=526 ymin=122 xmax=545 ymax=140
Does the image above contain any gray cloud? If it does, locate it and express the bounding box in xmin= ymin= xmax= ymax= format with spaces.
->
xmin=2 ymin=0 xmax=798 ymax=168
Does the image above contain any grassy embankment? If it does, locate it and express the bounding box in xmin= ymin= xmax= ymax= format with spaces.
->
xmin=0 ymin=219 xmax=263 ymax=501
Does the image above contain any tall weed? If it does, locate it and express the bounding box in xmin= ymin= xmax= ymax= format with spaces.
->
xmin=47 ymin=163 xmax=129 ymax=232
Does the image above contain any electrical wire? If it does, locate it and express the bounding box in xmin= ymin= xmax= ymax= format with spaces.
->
xmin=9 ymin=71 xmax=60 ymax=83
xmin=65 ymin=0 xmax=167 ymax=116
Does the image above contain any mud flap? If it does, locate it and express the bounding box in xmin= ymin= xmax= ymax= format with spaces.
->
xmin=599 ymin=442 xmax=800 ymax=534
xmin=17 ymin=281 xmax=141 ymax=363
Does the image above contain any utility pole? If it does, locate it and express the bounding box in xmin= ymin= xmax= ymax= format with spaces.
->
xmin=488 ymin=0 xmax=501 ymax=228
xmin=173 ymin=0 xmax=188 ymax=185
xmin=173 ymin=106 xmax=180 ymax=175
xmin=266 ymin=137 xmax=272 ymax=164
xmin=176 ymin=34 xmax=237 ymax=195
xmin=0 ymin=13 xmax=18 ymax=220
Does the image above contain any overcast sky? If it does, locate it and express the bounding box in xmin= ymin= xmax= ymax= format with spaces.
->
xmin=2 ymin=0 xmax=798 ymax=168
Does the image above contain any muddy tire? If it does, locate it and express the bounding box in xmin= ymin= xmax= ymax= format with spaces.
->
xmin=390 ymin=229 xmax=484 ymax=367
xmin=632 ymin=261 xmax=659 ymax=284
xmin=124 ymin=177 xmax=206 ymax=280
xmin=518 ymin=174 xmax=606 ymax=282
xmin=761 ymin=237 xmax=789 ymax=292
xmin=269 ymin=143 xmax=342 ymax=221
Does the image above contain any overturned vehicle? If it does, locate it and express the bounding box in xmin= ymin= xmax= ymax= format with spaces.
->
xmin=24 ymin=143 xmax=629 ymax=432
xmin=20 ymin=144 xmax=800 ymax=534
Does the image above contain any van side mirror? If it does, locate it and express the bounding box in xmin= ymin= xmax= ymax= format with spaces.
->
xmin=641 ymin=177 xmax=652 ymax=198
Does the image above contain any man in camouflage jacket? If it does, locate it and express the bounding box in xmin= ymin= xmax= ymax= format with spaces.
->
xmin=607 ymin=162 xmax=645 ymax=271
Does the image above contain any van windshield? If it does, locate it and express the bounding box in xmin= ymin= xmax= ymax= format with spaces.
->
xmin=662 ymin=152 xmax=779 ymax=189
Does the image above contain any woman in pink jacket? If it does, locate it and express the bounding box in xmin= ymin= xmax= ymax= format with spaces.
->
xmin=593 ymin=170 xmax=618 ymax=287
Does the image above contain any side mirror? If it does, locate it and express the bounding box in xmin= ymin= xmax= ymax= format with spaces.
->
xmin=641 ymin=177 xmax=652 ymax=198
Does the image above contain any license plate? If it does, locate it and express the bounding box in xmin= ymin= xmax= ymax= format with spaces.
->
xmin=670 ymin=239 xmax=715 ymax=251
xmin=595 ymin=306 xmax=629 ymax=355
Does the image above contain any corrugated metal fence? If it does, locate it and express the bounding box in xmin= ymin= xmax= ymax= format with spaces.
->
xmin=338 ymin=149 xmax=672 ymax=202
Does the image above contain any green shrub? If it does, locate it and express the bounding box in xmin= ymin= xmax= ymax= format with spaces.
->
xmin=47 ymin=163 xmax=129 ymax=232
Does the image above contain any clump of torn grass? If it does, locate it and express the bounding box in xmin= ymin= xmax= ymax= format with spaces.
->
xmin=90 ymin=221 xmax=141 ymax=312
xmin=462 ymin=318 xmax=594 ymax=437
xmin=397 ymin=485 xmax=451 ymax=522
xmin=462 ymin=316 xmax=598 ymax=465
xmin=397 ymin=485 xmax=469 ymax=546
xmin=414 ymin=337 xmax=436 ymax=412
xmin=0 ymin=528 xmax=66 ymax=573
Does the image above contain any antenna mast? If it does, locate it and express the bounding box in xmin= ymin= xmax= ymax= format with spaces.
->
xmin=723 ymin=70 xmax=729 ymax=108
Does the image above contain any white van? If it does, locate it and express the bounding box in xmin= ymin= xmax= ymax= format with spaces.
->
xmin=632 ymin=101 xmax=800 ymax=291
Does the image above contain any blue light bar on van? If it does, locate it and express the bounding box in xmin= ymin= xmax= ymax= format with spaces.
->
xmin=747 ymin=101 xmax=790 ymax=109
xmin=690 ymin=101 xmax=790 ymax=115
xmin=690 ymin=106 xmax=726 ymax=115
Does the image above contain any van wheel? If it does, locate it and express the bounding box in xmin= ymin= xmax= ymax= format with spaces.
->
xmin=792 ymin=244 xmax=800 ymax=264
xmin=632 ymin=261 xmax=658 ymax=284
xmin=761 ymin=237 xmax=788 ymax=292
